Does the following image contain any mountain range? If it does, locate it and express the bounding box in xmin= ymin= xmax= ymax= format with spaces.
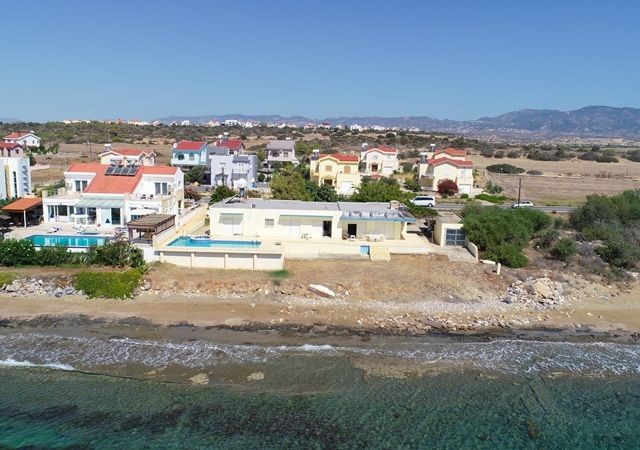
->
xmin=157 ymin=106 xmax=640 ymax=142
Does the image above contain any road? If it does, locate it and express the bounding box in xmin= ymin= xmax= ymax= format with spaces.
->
xmin=436 ymin=203 xmax=576 ymax=213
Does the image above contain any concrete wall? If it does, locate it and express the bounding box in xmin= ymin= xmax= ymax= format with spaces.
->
xmin=157 ymin=248 xmax=284 ymax=270
xmin=467 ymin=241 xmax=479 ymax=260
xmin=434 ymin=220 xmax=464 ymax=247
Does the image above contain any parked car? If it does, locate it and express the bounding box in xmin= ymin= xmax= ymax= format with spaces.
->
xmin=511 ymin=200 xmax=534 ymax=209
xmin=410 ymin=195 xmax=436 ymax=207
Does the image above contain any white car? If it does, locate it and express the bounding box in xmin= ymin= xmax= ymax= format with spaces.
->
xmin=512 ymin=200 xmax=534 ymax=209
xmin=410 ymin=195 xmax=436 ymax=207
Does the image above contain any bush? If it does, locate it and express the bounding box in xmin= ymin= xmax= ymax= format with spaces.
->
xmin=595 ymin=239 xmax=639 ymax=270
xmin=527 ymin=150 xmax=561 ymax=161
xmin=401 ymin=162 xmax=415 ymax=173
xmin=460 ymin=193 xmax=469 ymax=199
xmin=87 ymin=241 xmax=145 ymax=268
xmin=486 ymin=164 xmax=525 ymax=174
xmin=480 ymin=148 xmax=494 ymax=158
xmin=475 ymin=193 xmax=506 ymax=204
xmin=184 ymin=186 xmax=201 ymax=201
xmin=484 ymin=181 xmax=503 ymax=194
xmin=536 ymin=229 xmax=559 ymax=249
xmin=485 ymin=243 xmax=528 ymax=268
xmin=404 ymin=176 xmax=421 ymax=192
xmin=0 ymin=240 xmax=37 ymax=266
xmin=550 ymin=238 xmax=577 ymax=262
xmin=578 ymin=152 xmax=618 ymax=163
xmin=506 ymin=150 xmax=520 ymax=158
xmin=74 ymin=269 xmax=143 ymax=299
xmin=494 ymin=151 xmax=505 ymax=158
xmin=626 ymin=149 xmax=640 ymax=162
xmin=0 ymin=272 xmax=15 ymax=286
xmin=527 ymin=170 xmax=543 ymax=175
xmin=184 ymin=166 xmax=206 ymax=184
xmin=437 ymin=179 xmax=458 ymax=195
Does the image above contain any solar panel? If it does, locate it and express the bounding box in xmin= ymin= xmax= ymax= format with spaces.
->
xmin=105 ymin=166 xmax=116 ymax=175
xmin=105 ymin=165 xmax=140 ymax=176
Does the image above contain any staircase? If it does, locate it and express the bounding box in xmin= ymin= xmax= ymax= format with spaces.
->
xmin=369 ymin=245 xmax=390 ymax=262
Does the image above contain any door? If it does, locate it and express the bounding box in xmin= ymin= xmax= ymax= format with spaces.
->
xmin=322 ymin=220 xmax=332 ymax=237
xmin=347 ymin=223 xmax=357 ymax=237
xmin=283 ymin=219 xmax=301 ymax=237
xmin=220 ymin=217 xmax=241 ymax=235
xmin=445 ymin=229 xmax=466 ymax=246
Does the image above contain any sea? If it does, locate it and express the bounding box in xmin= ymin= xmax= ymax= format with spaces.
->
xmin=0 ymin=326 xmax=639 ymax=449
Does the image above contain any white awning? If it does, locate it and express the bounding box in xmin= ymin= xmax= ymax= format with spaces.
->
xmin=130 ymin=208 xmax=156 ymax=216
xmin=75 ymin=198 xmax=124 ymax=209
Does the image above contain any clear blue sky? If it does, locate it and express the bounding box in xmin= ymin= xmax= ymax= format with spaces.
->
xmin=2 ymin=0 xmax=638 ymax=122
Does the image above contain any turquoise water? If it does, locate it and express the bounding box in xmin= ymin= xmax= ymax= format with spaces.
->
xmin=27 ymin=234 xmax=106 ymax=248
xmin=168 ymin=236 xmax=261 ymax=248
xmin=1 ymin=333 xmax=640 ymax=448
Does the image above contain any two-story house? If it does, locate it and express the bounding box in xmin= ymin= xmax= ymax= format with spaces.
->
xmin=4 ymin=131 xmax=41 ymax=148
xmin=0 ymin=143 xmax=31 ymax=200
xmin=42 ymin=162 xmax=184 ymax=227
xmin=360 ymin=144 xmax=399 ymax=177
xmin=265 ymin=139 xmax=298 ymax=168
xmin=171 ymin=140 xmax=209 ymax=171
xmin=309 ymin=150 xmax=360 ymax=195
xmin=99 ymin=146 xmax=156 ymax=166
xmin=210 ymin=154 xmax=258 ymax=189
xmin=213 ymin=136 xmax=244 ymax=155
xmin=418 ymin=148 xmax=474 ymax=195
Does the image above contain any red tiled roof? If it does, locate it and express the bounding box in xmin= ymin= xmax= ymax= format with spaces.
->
xmin=319 ymin=153 xmax=359 ymax=162
xmin=66 ymin=163 xmax=177 ymax=194
xmin=175 ymin=140 xmax=207 ymax=151
xmin=3 ymin=131 xmax=33 ymax=140
xmin=436 ymin=147 xmax=466 ymax=157
xmin=2 ymin=197 xmax=42 ymax=212
xmin=0 ymin=142 xmax=21 ymax=150
xmin=372 ymin=145 xmax=398 ymax=154
xmin=214 ymin=139 xmax=244 ymax=150
xmin=428 ymin=156 xmax=474 ymax=168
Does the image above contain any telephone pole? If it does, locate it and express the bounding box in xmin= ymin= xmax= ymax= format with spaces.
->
xmin=517 ymin=178 xmax=522 ymax=204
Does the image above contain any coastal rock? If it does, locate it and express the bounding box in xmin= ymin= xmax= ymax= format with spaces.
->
xmin=533 ymin=280 xmax=553 ymax=299
xmin=247 ymin=371 xmax=265 ymax=381
xmin=308 ymin=284 xmax=336 ymax=298
xmin=189 ymin=373 xmax=210 ymax=385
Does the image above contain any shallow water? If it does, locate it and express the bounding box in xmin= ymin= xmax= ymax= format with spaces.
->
xmin=1 ymin=331 xmax=639 ymax=449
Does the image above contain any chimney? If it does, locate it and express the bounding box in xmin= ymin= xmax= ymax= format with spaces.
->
xmin=420 ymin=152 xmax=428 ymax=164
xmin=311 ymin=149 xmax=320 ymax=160
xmin=361 ymin=143 xmax=368 ymax=152
xmin=390 ymin=200 xmax=400 ymax=210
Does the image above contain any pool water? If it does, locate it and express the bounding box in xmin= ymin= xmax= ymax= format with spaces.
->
xmin=168 ymin=236 xmax=261 ymax=248
xmin=27 ymin=235 xmax=107 ymax=248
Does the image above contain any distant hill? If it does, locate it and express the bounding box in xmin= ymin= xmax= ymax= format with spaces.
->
xmin=0 ymin=117 xmax=21 ymax=124
xmin=154 ymin=106 xmax=640 ymax=141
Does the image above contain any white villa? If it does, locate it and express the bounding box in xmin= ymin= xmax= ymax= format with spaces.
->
xmin=0 ymin=142 xmax=31 ymax=199
xmin=360 ymin=144 xmax=399 ymax=177
xmin=4 ymin=131 xmax=41 ymax=148
xmin=42 ymin=162 xmax=184 ymax=228
xmin=418 ymin=148 xmax=474 ymax=195
xmin=265 ymin=139 xmax=298 ymax=168
xmin=99 ymin=146 xmax=156 ymax=166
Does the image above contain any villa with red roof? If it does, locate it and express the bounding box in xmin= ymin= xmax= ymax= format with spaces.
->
xmin=360 ymin=143 xmax=399 ymax=177
xmin=98 ymin=145 xmax=156 ymax=166
xmin=213 ymin=135 xmax=244 ymax=156
xmin=171 ymin=140 xmax=209 ymax=171
xmin=42 ymin=163 xmax=184 ymax=227
xmin=418 ymin=148 xmax=474 ymax=195
xmin=309 ymin=150 xmax=361 ymax=195
xmin=4 ymin=131 xmax=41 ymax=148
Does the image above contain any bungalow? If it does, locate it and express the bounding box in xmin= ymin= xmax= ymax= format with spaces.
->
xmin=99 ymin=146 xmax=156 ymax=166
xmin=418 ymin=148 xmax=474 ymax=195
xmin=309 ymin=150 xmax=360 ymax=195
xmin=4 ymin=131 xmax=41 ymax=148
xmin=0 ymin=143 xmax=31 ymax=199
xmin=265 ymin=139 xmax=298 ymax=168
xmin=171 ymin=140 xmax=209 ymax=171
xmin=360 ymin=143 xmax=399 ymax=176
xmin=42 ymin=163 xmax=184 ymax=227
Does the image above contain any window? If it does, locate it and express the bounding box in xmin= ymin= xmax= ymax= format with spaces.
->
xmin=111 ymin=208 xmax=121 ymax=226
xmin=75 ymin=180 xmax=88 ymax=192
xmin=344 ymin=166 xmax=351 ymax=174
xmin=324 ymin=164 xmax=332 ymax=172
xmin=177 ymin=154 xmax=184 ymax=161
xmin=264 ymin=218 xmax=274 ymax=228
xmin=283 ymin=151 xmax=289 ymax=158
xmin=12 ymin=171 xmax=17 ymax=195
xmin=189 ymin=153 xmax=195 ymax=161
xmin=155 ymin=182 xmax=169 ymax=195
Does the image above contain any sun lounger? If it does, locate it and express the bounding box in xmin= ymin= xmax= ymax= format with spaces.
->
xmin=46 ymin=226 xmax=61 ymax=234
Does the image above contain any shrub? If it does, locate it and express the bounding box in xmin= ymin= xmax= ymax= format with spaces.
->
xmin=480 ymin=147 xmax=494 ymax=158
xmin=184 ymin=186 xmax=201 ymax=201
xmin=475 ymin=193 xmax=506 ymax=204
xmin=626 ymin=149 xmax=640 ymax=162
xmin=37 ymin=246 xmax=76 ymax=266
xmin=527 ymin=150 xmax=561 ymax=161
xmin=87 ymin=241 xmax=145 ymax=268
xmin=536 ymin=229 xmax=559 ymax=249
xmin=484 ymin=181 xmax=503 ymax=194
xmin=269 ymin=269 xmax=291 ymax=279
xmin=550 ymin=238 xmax=577 ymax=262
xmin=494 ymin=151 xmax=505 ymax=159
xmin=596 ymin=239 xmax=639 ymax=269
xmin=486 ymin=164 xmax=525 ymax=174
xmin=0 ymin=239 xmax=37 ymax=266
xmin=437 ymin=179 xmax=458 ymax=196
xmin=460 ymin=193 xmax=469 ymax=199
xmin=209 ymin=185 xmax=236 ymax=204
xmin=74 ymin=269 xmax=143 ymax=299
xmin=401 ymin=162 xmax=415 ymax=173
xmin=527 ymin=170 xmax=543 ymax=175
xmin=578 ymin=152 xmax=618 ymax=163
xmin=0 ymin=272 xmax=15 ymax=286
xmin=506 ymin=150 xmax=520 ymax=158
xmin=404 ymin=176 xmax=421 ymax=192
xmin=485 ymin=243 xmax=528 ymax=268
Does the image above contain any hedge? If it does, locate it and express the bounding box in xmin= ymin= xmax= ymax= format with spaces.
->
xmin=74 ymin=269 xmax=143 ymax=299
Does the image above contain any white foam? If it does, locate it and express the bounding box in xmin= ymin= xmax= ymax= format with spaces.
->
xmin=0 ymin=358 xmax=74 ymax=371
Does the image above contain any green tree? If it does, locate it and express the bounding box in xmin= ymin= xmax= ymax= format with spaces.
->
xmin=270 ymin=167 xmax=312 ymax=200
xmin=350 ymin=178 xmax=405 ymax=203
xmin=209 ymin=185 xmax=236 ymax=204
xmin=184 ymin=166 xmax=205 ymax=184
xmin=307 ymin=183 xmax=338 ymax=202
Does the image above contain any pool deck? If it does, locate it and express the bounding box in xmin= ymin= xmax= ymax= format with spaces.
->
xmin=5 ymin=224 xmax=114 ymax=240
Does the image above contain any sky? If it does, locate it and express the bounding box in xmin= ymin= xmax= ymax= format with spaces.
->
xmin=2 ymin=0 xmax=639 ymax=122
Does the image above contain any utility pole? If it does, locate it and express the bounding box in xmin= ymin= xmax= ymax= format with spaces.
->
xmin=517 ymin=177 xmax=522 ymax=205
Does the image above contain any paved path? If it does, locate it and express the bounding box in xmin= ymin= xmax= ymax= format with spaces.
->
xmin=436 ymin=203 xmax=575 ymax=213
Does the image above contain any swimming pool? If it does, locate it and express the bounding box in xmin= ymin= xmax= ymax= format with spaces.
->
xmin=168 ymin=236 xmax=262 ymax=248
xmin=27 ymin=235 xmax=107 ymax=248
